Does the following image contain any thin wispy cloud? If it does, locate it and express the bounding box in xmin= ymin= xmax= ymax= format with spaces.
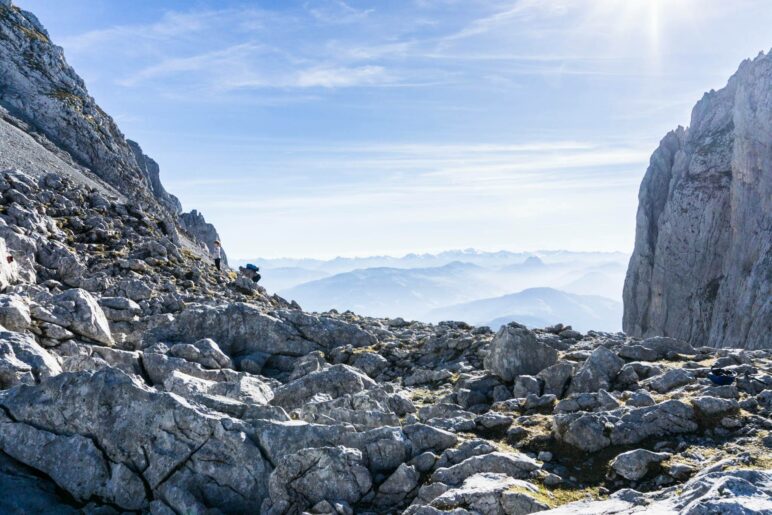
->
xmin=305 ymin=0 xmax=373 ymax=24
xmin=26 ymin=0 xmax=772 ymax=258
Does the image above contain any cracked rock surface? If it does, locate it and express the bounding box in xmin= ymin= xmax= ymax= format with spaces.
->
xmin=623 ymin=50 xmax=772 ymax=350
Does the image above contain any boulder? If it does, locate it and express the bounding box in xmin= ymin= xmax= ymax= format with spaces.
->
xmin=405 ymin=368 xmax=452 ymax=386
xmin=484 ymin=324 xmax=558 ymax=382
xmin=646 ymin=368 xmax=694 ymax=394
xmin=626 ymin=389 xmax=656 ymax=408
xmin=537 ymin=361 xmax=574 ymax=398
xmin=512 ymin=375 xmax=541 ymax=398
xmin=294 ymin=390 xmax=400 ymax=430
xmin=429 ymin=473 xmax=548 ymax=515
xmin=610 ymin=449 xmax=671 ymax=481
xmin=51 ymin=289 xmax=113 ymax=346
xmin=0 ymin=368 xmax=271 ymax=513
xmin=435 ymin=439 xmax=496 ymax=470
xmin=374 ymin=463 xmax=420 ymax=507
xmin=98 ymin=297 xmax=141 ymax=322
xmin=252 ymin=420 xmax=410 ymax=473
xmin=431 ymin=452 xmax=539 ymax=486
xmin=35 ymin=242 xmax=84 ymax=288
xmin=0 ymin=295 xmax=31 ymax=332
xmin=554 ymin=400 xmax=698 ymax=452
xmin=566 ymin=346 xmax=624 ymax=395
xmin=271 ymin=364 xmax=377 ymax=410
xmin=618 ymin=344 xmax=659 ymax=362
xmin=554 ymin=390 xmax=619 ymax=413
xmin=0 ymin=330 xmax=61 ymax=387
xmin=403 ymin=423 xmax=459 ymax=455
xmin=350 ymin=351 xmax=388 ymax=378
xmin=169 ymin=338 xmax=232 ymax=369
xmin=265 ymin=446 xmax=372 ymax=513
xmin=691 ymin=396 xmax=739 ymax=419
xmin=639 ymin=336 xmax=696 ymax=358
xmin=0 ymin=341 xmax=33 ymax=388
xmin=149 ymin=303 xmax=375 ymax=359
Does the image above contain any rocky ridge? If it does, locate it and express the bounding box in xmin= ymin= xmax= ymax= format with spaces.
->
xmin=0 ymin=1 xmax=223 ymax=257
xmin=624 ymin=50 xmax=772 ymax=350
xmin=0 ymin=3 xmax=771 ymax=514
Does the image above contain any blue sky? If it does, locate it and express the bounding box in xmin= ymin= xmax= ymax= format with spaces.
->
xmin=19 ymin=0 xmax=772 ymax=259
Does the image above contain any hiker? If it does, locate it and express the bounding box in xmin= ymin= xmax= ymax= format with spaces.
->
xmin=246 ymin=263 xmax=261 ymax=283
xmin=212 ymin=240 xmax=222 ymax=271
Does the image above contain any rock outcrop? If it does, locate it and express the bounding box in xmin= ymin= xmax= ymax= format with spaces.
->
xmin=0 ymin=2 xmax=224 ymax=258
xmin=180 ymin=209 xmax=228 ymax=265
xmin=624 ymin=50 xmax=772 ymax=350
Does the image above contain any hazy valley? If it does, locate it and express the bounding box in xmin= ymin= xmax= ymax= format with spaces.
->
xmin=236 ymin=250 xmax=628 ymax=332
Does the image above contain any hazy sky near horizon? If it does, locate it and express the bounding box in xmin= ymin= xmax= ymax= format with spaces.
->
xmin=18 ymin=0 xmax=772 ymax=259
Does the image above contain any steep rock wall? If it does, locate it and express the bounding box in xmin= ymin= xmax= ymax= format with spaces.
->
xmin=624 ymin=51 xmax=772 ymax=349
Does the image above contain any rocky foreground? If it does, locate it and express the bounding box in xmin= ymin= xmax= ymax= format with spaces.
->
xmin=1 ymin=169 xmax=771 ymax=514
xmin=1 ymin=1 xmax=771 ymax=514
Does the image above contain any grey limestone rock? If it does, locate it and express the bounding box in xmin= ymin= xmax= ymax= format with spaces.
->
xmin=691 ymin=395 xmax=739 ymax=419
xmin=0 ymin=367 xmax=271 ymax=512
xmin=374 ymin=463 xmax=420 ymax=507
xmin=404 ymin=423 xmax=459 ymax=455
xmin=429 ymin=473 xmax=548 ymax=515
xmin=540 ymin=468 xmax=772 ymax=514
xmin=537 ymin=361 xmax=575 ymax=398
xmin=151 ymin=303 xmax=375 ymax=363
xmin=271 ymin=364 xmax=377 ymax=410
xmin=0 ymin=330 xmax=60 ymax=387
xmin=484 ymin=324 xmax=558 ymax=382
xmin=431 ymin=452 xmax=539 ymax=486
xmin=624 ymin=51 xmax=772 ymax=350
xmin=0 ymin=294 xmax=30 ymax=332
xmin=646 ymin=368 xmax=694 ymax=394
xmin=264 ymin=446 xmax=372 ymax=513
xmin=512 ymin=374 xmax=541 ymax=398
xmin=0 ymin=4 xmax=180 ymax=215
xmin=51 ymin=288 xmax=113 ymax=346
xmin=610 ymin=449 xmax=671 ymax=481
xmin=566 ymin=345 xmax=624 ymax=395
xmin=554 ymin=400 xmax=698 ymax=452
xmin=626 ymin=389 xmax=656 ymax=407
xmin=169 ymin=338 xmax=232 ymax=370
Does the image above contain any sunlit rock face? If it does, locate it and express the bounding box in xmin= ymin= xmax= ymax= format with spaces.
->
xmin=624 ymin=50 xmax=772 ymax=350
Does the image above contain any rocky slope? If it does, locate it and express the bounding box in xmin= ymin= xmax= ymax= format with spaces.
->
xmin=0 ymin=3 xmax=770 ymax=514
xmin=624 ymin=50 xmax=772 ymax=350
xmin=0 ymin=0 xmax=220 ymax=254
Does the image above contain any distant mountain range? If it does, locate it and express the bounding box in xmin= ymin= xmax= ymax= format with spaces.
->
xmin=234 ymin=249 xmax=628 ymax=274
xmin=279 ymin=262 xmax=493 ymax=318
xmin=237 ymin=250 xmax=629 ymax=331
xmin=426 ymin=287 xmax=623 ymax=332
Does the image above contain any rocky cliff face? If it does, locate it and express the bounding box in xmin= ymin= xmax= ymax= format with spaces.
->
xmin=0 ymin=3 xmax=770 ymax=513
xmin=180 ymin=209 xmax=227 ymax=265
xmin=624 ymin=51 xmax=772 ymax=350
xmin=0 ymin=2 xmax=214 ymax=252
